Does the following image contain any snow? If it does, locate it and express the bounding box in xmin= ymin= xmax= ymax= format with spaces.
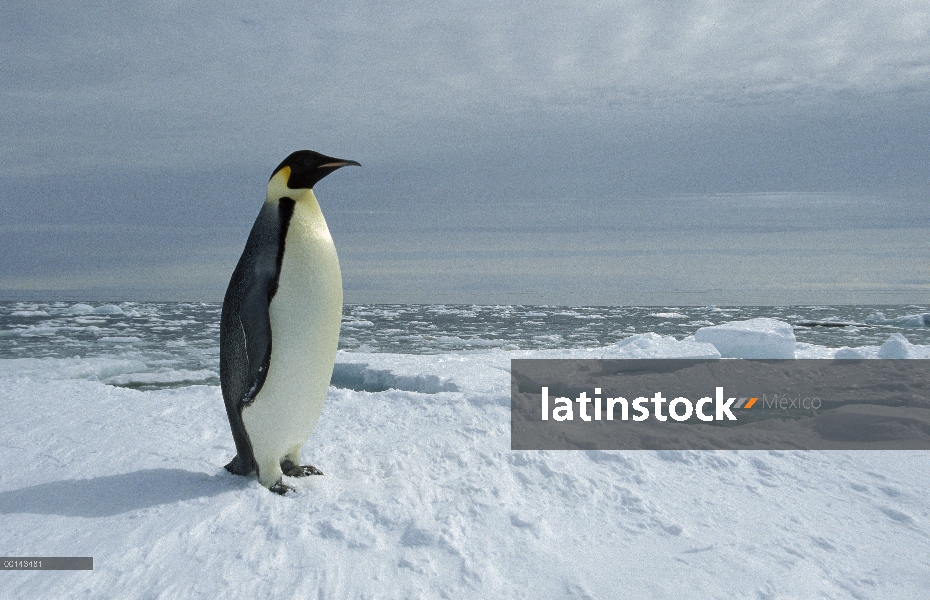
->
xmin=2 ymin=333 xmax=930 ymax=598
xmin=693 ymin=317 xmax=797 ymax=358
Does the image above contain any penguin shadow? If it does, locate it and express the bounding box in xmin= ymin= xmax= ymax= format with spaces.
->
xmin=0 ymin=468 xmax=246 ymax=518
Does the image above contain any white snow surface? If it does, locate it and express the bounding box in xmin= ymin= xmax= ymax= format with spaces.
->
xmin=2 ymin=334 xmax=930 ymax=598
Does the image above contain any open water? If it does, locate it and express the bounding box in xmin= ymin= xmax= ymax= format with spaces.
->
xmin=1 ymin=302 xmax=928 ymax=390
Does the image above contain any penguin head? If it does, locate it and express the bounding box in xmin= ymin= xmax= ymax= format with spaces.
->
xmin=271 ymin=150 xmax=361 ymax=190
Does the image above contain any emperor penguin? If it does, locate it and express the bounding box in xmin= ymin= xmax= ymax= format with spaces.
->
xmin=220 ymin=150 xmax=360 ymax=494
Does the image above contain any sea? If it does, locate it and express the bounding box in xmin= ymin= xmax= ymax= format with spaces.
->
xmin=2 ymin=301 xmax=929 ymax=391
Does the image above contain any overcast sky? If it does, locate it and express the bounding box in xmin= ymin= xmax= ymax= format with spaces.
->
xmin=2 ymin=1 xmax=929 ymax=304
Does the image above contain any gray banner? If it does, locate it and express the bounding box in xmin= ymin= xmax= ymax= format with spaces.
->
xmin=511 ymin=359 xmax=930 ymax=450
xmin=1 ymin=557 xmax=93 ymax=570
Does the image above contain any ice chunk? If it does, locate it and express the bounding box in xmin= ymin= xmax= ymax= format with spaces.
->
xmin=795 ymin=342 xmax=848 ymax=359
xmin=93 ymin=304 xmax=125 ymax=315
xmin=602 ymin=333 xmax=721 ymax=359
xmin=834 ymin=346 xmax=879 ymax=359
xmin=0 ymin=357 xmax=149 ymax=381
xmin=878 ymin=333 xmax=911 ymax=358
xmin=694 ymin=318 xmax=796 ymax=359
xmin=331 ymin=362 xmax=458 ymax=393
xmin=105 ymin=369 xmax=218 ymax=388
xmin=865 ymin=312 xmax=930 ymax=327
xmin=66 ymin=303 xmax=95 ymax=315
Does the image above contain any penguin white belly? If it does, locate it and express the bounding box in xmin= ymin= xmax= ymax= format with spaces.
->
xmin=242 ymin=192 xmax=342 ymax=486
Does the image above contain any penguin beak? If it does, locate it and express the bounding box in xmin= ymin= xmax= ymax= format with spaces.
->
xmin=318 ymin=159 xmax=361 ymax=169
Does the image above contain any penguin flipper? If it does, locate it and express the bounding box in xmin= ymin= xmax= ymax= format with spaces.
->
xmin=220 ymin=274 xmax=271 ymax=475
xmin=232 ymin=199 xmax=294 ymax=408
xmin=220 ymin=200 xmax=292 ymax=477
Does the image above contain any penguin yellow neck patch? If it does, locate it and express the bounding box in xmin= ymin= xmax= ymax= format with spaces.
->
xmin=267 ymin=166 xmax=309 ymax=201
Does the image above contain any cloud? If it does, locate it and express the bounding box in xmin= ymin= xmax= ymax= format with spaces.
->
xmin=2 ymin=2 xmax=929 ymax=302
xmin=3 ymin=1 xmax=929 ymax=176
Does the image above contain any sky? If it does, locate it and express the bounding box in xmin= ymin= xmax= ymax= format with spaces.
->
xmin=2 ymin=1 xmax=929 ymax=305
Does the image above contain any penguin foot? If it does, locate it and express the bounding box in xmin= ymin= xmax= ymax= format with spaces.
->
xmin=281 ymin=460 xmax=323 ymax=477
xmin=224 ymin=454 xmax=255 ymax=476
xmin=268 ymin=480 xmax=295 ymax=495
